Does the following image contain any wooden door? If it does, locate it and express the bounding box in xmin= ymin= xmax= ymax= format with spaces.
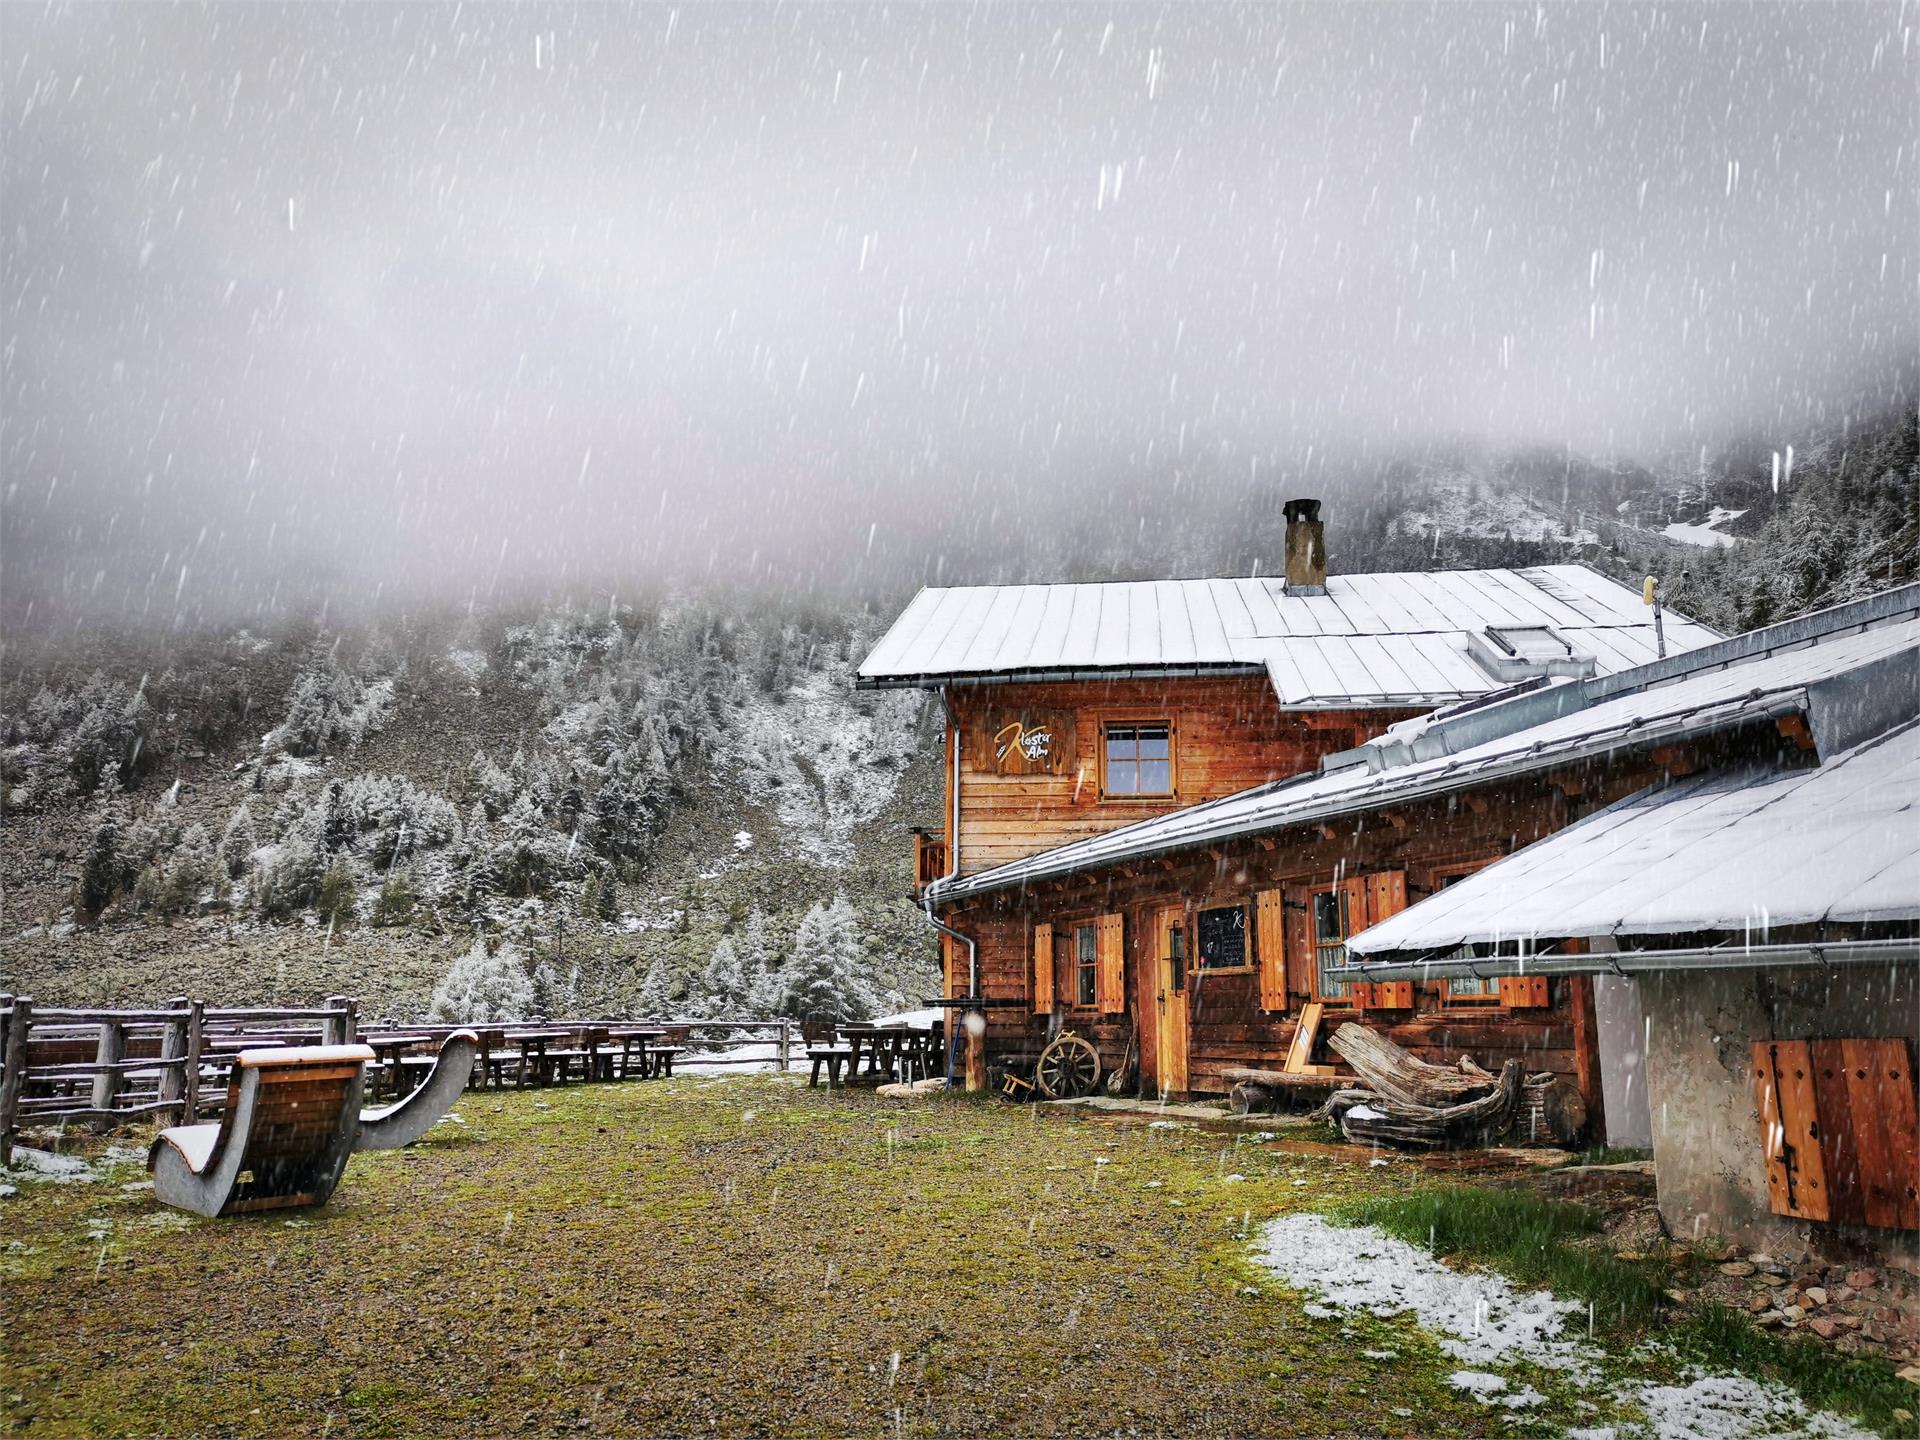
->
xmin=1152 ymin=905 xmax=1189 ymax=1097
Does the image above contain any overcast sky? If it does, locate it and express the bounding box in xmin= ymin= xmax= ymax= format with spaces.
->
xmin=3 ymin=2 xmax=1913 ymax=623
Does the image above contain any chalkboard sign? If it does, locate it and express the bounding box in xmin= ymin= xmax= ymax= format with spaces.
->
xmin=1196 ymin=904 xmax=1247 ymax=970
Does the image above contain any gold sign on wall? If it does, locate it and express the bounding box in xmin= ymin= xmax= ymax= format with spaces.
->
xmin=970 ymin=707 xmax=1076 ymax=775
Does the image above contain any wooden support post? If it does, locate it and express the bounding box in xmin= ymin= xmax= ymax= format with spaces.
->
xmin=777 ymin=1018 xmax=791 ymax=1073
xmin=0 ymin=997 xmax=33 ymax=1165
xmin=183 ymin=999 xmax=204 ymax=1121
xmin=91 ymin=1020 xmax=126 ymax=1114
xmin=157 ymin=996 xmax=191 ymax=1113
xmin=964 ymin=1010 xmax=987 ymax=1093
xmin=1567 ymin=976 xmax=1608 ymax=1147
xmin=343 ymin=996 xmax=360 ymax=1045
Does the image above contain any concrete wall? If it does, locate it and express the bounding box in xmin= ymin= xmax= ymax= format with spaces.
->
xmin=1592 ymin=975 xmax=1653 ymax=1149
xmin=1640 ymin=963 xmax=1919 ymax=1263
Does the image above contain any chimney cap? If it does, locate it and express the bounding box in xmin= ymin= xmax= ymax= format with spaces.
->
xmin=1283 ymin=498 xmax=1322 ymax=525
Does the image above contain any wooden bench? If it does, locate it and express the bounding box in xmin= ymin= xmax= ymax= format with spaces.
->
xmin=807 ymin=1048 xmax=851 ymax=1087
xmin=148 ymin=1045 xmax=373 ymax=1217
xmin=647 ymin=1026 xmax=691 ymax=1079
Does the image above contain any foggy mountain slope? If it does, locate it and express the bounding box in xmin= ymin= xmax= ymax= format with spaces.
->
xmin=0 ymin=599 xmax=943 ymax=1016
xmin=3 ymin=407 xmax=1911 ymax=1015
xmin=1361 ymin=406 xmax=1918 ymax=635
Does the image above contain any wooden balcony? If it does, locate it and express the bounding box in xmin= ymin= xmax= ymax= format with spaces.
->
xmin=913 ymin=831 xmax=949 ymax=894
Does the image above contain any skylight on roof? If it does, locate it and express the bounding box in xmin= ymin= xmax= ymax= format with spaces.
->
xmin=1467 ymin=625 xmax=1596 ymax=683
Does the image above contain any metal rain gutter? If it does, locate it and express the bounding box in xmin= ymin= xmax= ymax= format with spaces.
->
xmin=919 ymin=695 xmax=978 ymax=997
xmin=1330 ymin=936 xmax=1920 ymax=984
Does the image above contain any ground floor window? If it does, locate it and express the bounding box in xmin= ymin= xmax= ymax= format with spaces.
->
xmin=1311 ymin=886 xmax=1355 ymax=1003
xmin=1074 ymin=923 xmax=1098 ymax=1007
xmin=1432 ymin=868 xmax=1501 ymax=1004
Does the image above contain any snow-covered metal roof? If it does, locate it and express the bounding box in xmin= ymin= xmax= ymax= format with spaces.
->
xmin=1346 ymin=718 xmax=1920 ymax=955
xmin=857 ymin=564 xmax=1717 ymax=706
xmin=930 ymin=585 xmax=1920 ymax=903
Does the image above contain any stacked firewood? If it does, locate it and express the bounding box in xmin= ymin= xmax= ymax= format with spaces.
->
xmin=1311 ymin=1022 xmax=1585 ymax=1150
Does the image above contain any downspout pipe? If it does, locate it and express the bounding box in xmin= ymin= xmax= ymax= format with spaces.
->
xmin=921 ymin=690 xmax=977 ymax=995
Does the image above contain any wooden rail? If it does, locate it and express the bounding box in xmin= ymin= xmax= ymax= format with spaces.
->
xmin=0 ymin=993 xmax=356 ymax=1165
xmin=0 ymin=998 xmax=808 ymax=1162
xmin=913 ymin=830 xmax=949 ymax=892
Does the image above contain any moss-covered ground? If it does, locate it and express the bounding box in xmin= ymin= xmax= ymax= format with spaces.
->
xmin=1 ymin=1079 xmax=1906 ymax=1438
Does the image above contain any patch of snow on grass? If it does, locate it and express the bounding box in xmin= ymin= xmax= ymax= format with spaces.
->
xmin=1449 ymin=1370 xmax=1511 ymax=1402
xmin=1251 ymin=1214 xmax=1595 ymax=1377
xmin=1635 ymin=1375 xmax=1876 ymax=1440
xmin=1251 ymin=1216 xmax=1878 ymax=1440
xmin=733 ymin=830 xmax=754 ymax=851
xmin=6 ymin=1148 xmax=97 ymax=1183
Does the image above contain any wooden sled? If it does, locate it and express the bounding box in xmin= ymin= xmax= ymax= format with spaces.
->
xmin=356 ymin=1030 xmax=479 ymax=1151
xmin=148 ymin=1045 xmax=374 ymax=1218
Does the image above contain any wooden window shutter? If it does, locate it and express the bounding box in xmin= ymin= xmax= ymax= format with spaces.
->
xmin=1255 ymin=889 xmax=1288 ymax=1013
xmin=1751 ymin=1040 xmax=1830 ymax=1221
xmin=1095 ymin=912 xmax=1126 ymax=1014
xmin=1361 ymin=870 xmax=1408 ymax=926
xmin=1031 ymin=923 xmax=1054 ymax=1015
xmin=1809 ymin=1038 xmax=1919 ymax=1231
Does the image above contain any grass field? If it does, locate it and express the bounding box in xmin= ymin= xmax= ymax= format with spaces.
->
xmin=0 ymin=1078 xmax=1904 ymax=1438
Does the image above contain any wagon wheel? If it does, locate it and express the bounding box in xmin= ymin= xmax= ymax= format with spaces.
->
xmin=1035 ymin=1032 xmax=1102 ymax=1100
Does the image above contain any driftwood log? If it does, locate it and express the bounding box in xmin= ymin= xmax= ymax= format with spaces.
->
xmin=1221 ymin=1066 xmax=1347 ymax=1115
xmin=1324 ymin=1022 xmax=1502 ymax=1107
xmin=1319 ymin=1058 xmax=1525 ymax=1150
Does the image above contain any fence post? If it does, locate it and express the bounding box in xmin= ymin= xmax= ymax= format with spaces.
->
xmin=323 ymin=995 xmax=348 ymax=1047
xmin=157 ymin=996 xmax=191 ymax=1113
xmin=0 ymin=996 xmax=33 ymax=1165
xmin=778 ymin=1017 xmax=791 ymax=1073
xmin=343 ymin=996 xmax=360 ymax=1045
xmin=183 ymin=999 xmax=204 ymax=1121
xmin=90 ymin=1019 xmax=126 ymax=1114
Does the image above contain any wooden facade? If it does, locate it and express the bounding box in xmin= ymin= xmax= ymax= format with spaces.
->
xmin=929 ymin=701 xmax=1809 ymax=1122
xmin=938 ymin=676 xmax=1416 ymax=876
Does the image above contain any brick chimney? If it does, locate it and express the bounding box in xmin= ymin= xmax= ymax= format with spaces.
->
xmin=1283 ymin=498 xmax=1327 ymax=594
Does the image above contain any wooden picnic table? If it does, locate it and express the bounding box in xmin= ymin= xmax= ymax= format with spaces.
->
xmin=503 ymin=1029 xmax=571 ymax=1088
xmin=606 ymin=1026 xmax=667 ymax=1080
xmin=361 ymin=1033 xmax=430 ymax=1099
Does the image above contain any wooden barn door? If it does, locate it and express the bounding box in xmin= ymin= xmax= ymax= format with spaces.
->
xmin=1153 ymin=905 xmax=1190 ymax=1097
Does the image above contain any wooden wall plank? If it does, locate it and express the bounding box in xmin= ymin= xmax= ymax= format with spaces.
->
xmin=948 ymin=678 xmax=1415 ymax=873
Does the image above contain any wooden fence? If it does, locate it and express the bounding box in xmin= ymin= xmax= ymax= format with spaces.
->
xmin=0 ymin=995 xmax=805 ymax=1163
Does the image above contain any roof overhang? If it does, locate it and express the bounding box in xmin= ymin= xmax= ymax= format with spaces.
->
xmin=1331 ymin=936 xmax=1920 ymax=982
xmin=853 ymin=662 xmax=1266 ymax=691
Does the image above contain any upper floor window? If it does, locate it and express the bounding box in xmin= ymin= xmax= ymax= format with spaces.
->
xmin=1103 ymin=722 xmax=1173 ymax=797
